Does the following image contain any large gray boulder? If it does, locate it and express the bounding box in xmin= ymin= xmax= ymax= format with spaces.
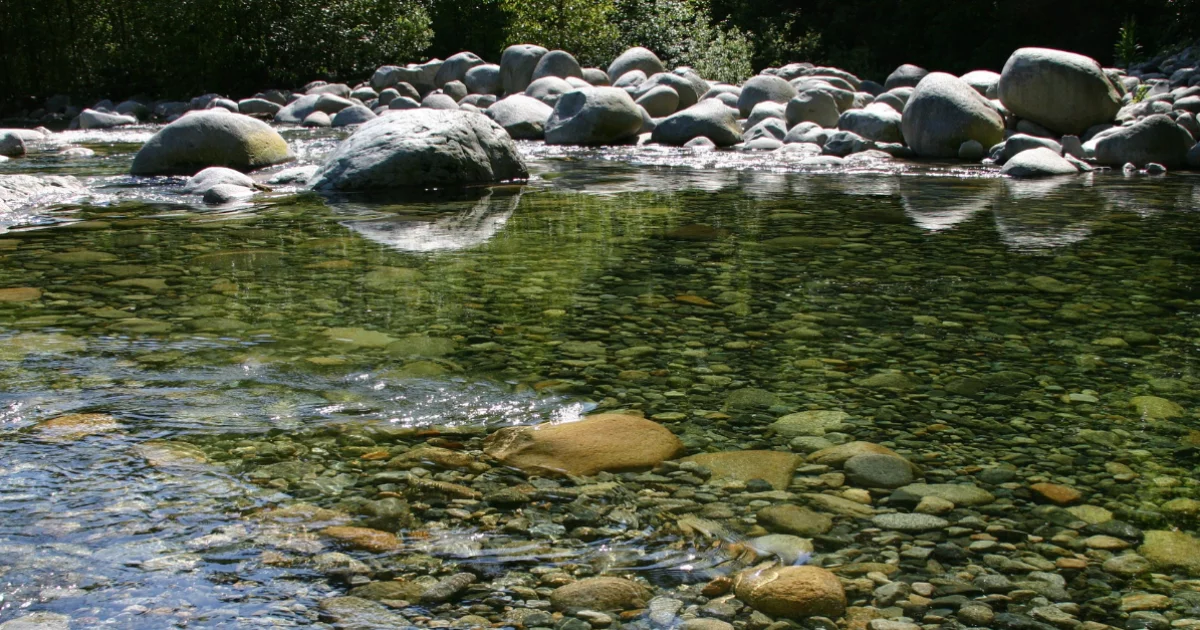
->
xmin=466 ymin=64 xmax=503 ymax=96
xmin=79 ymin=108 xmax=138 ymax=129
xmin=791 ymin=79 xmax=854 ymax=111
xmin=500 ymin=45 xmax=549 ymax=95
xmin=614 ymin=70 xmax=647 ymax=90
xmin=998 ymin=47 xmax=1122 ymax=135
xmin=838 ymin=103 xmax=902 ymax=143
xmin=1000 ymin=147 xmax=1079 ymax=178
xmin=0 ymin=132 xmax=26 ymax=157
xmin=131 ymin=110 xmax=292 ymax=175
xmin=884 ymin=64 xmax=929 ymax=91
xmin=545 ymin=88 xmax=643 ymax=145
xmin=533 ymin=50 xmax=583 ymax=81
xmin=421 ymin=93 xmax=460 ymax=110
xmin=901 ymin=73 xmax=1005 ymax=158
xmin=1093 ymin=114 xmax=1196 ymax=167
xmin=608 ymin=47 xmax=665 ymax=84
xmin=526 ymin=77 xmax=575 ymax=107
xmin=309 ymin=110 xmax=527 ymax=191
xmin=435 ymin=52 xmax=486 ymax=88
xmin=486 ymin=95 xmax=554 ymax=140
xmin=307 ymin=83 xmax=350 ymax=97
xmin=650 ymin=99 xmax=743 ymax=147
xmin=786 ymin=90 xmax=840 ymax=128
xmin=183 ymin=166 xmax=256 ymax=194
xmin=738 ymin=75 xmax=798 ymax=118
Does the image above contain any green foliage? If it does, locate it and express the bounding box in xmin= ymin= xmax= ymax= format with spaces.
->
xmin=1114 ymin=16 xmax=1144 ymax=67
xmin=500 ymin=0 xmax=622 ymax=67
xmin=753 ymin=11 xmax=822 ymax=69
xmin=1132 ymin=83 xmax=1152 ymax=103
xmin=678 ymin=20 xmax=755 ymax=84
xmin=612 ymin=0 xmax=752 ymax=83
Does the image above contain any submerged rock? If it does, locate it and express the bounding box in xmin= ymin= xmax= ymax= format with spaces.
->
xmin=551 ymin=577 xmax=652 ymax=612
xmin=483 ymin=413 xmax=683 ymax=476
xmin=734 ymin=565 xmax=846 ymax=618
xmin=308 ymin=110 xmax=527 ymax=191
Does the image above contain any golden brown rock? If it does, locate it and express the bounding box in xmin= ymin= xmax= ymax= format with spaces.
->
xmin=0 ymin=287 xmax=41 ymax=302
xmin=321 ymin=526 xmax=403 ymax=553
xmin=36 ymin=413 xmax=121 ymax=440
xmin=1029 ymin=482 xmax=1083 ymax=505
xmin=483 ymin=414 xmax=683 ymax=476
xmin=735 ymin=564 xmax=846 ymax=618
xmin=550 ymin=577 xmax=652 ymax=611
xmin=681 ymin=450 xmax=801 ymax=490
xmin=808 ymin=442 xmax=906 ymax=468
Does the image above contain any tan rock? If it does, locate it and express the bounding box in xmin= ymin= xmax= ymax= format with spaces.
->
xmin=1131 ymin=395 xmax=1184 ymax=419
xmin=483 ymin=414 xmax=683 ymax=476
xmin=1029 ymin=482 xmax=1082 ymax=505
xmin=321 ymin=526 xmax=403 ymax=552
xmin=682 ymin=450 xmax=802 ymax=490
xmin=1120 ymin=593 xmax=1170 ymax=611
xmin=133 ymin=440 xmax=209 ymax=467
xmin=802 ymin=493 xmax=876 ymax=518
xmin=255 ymin=503 xmax=351 ymax=528
xmin=550 ymin=577 xmax=651 ymax=611
xmin=808 ymin=442 xmax=910 ymax=470
xmin=37 ymin=413 xmax=120 ymax=440
xmin=0 ymin=287 xmax=41 ymax=302
xmin=734 ymin=564 xmax=847 ymax=619
xmin=757 ymin=504 xmax=833 ymax=536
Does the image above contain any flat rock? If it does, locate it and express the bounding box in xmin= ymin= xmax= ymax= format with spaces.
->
xmin=757 ymin=504 xmax=833 ymax=536
xmin=318 ymin=596 xmax=410 ymax=629
xmin=321 ymin=526 xmax=403 ymax=552
xmin=894 ymin=483 xmax=995 ymax=506
xmin=681 ymin=450 xmax=801 ymax=490
xmin=770 ymin=410 xmax=849 ymax=437
xmin=1140 ymin=530 xmax=1200 ymax=575
xmin=871 ymin=513 xmax=949 ymax=532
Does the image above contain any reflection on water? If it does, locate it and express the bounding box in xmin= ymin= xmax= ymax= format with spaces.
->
xmin=2 ymin=127 xmax=1200 ymax=627
xmin=340 ymin=190 xmax=522 ymax=253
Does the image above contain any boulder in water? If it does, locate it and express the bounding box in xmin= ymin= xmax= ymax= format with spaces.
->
xmin=79 ymin=108 xmax=137 ymax=129
xmin=901 ymin=72 xmax=1005 ymax=158
xmin=131 ymin=110 xmax=292 ymax=175
xmin=1000 ymin=147 xmax=1080 ymax=178
xmin=545 ymin=87 xmax=643 ymax=145
xmin=486 ymin=95 xmax=554 ymax=140
xmin=1093 ymin=114 xmax=1196 ymax=168
xmin=651 ymin=100 xmax=743 ymax=147
xmin=998 ymin=47 xmax=1122 ymax=135
xmin=308 ymin=109 xmax=527 ymax=192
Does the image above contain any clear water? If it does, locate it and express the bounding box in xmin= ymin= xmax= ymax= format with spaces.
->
xmin=2 ymin=126 xmax=1199 ymax=627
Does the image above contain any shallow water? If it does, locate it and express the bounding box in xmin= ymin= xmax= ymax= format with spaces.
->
xmin=2 ymin=127 xmax=1200 ymax=627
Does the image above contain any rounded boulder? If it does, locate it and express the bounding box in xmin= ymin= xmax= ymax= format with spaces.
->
xmin=533 ymin=50 xmax=583 ymax=82
xmin=501 ymin=45 xmax=549 ymax=95
xmin=998 ymin=47 xmax=1121 ymax=135
xmin=651 ymin=100 xmax=743 ymax=147
xmin=608 ymin=47 xmax=665 ymax=84
xmin=465 ymin=64 xmax=503 ymax=96
xmin=738 ymin=75 xmax=799 ymax=118
xmin=544 ymin=87 xmax=643 ymax=145
xmin=130 ymin=110 xmax=291 ymax=175
xmin=1094 ymin=114 xmax=1196 ymax=167
xmin=486 ymin=94 xmax=554 ymax=140
xmin=308 ymin=110 xmax=528 ymax=191
xmin=901 ymin=72 xmax=1005 ymax=158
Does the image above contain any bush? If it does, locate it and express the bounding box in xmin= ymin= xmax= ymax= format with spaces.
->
xmin=500 ymin=0 xmax=622 ymax=67
xmin=613 ymin=0 xmax=753 ymax=83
